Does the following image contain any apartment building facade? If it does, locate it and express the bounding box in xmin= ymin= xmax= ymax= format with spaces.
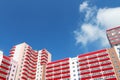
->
xmin=106 ymin=26 xmax=120 ymax=47
xmin=0 ymin=26 xmax=120 ymax=80
xmin=46 ymin=48 xmax=120 ymax=80
xmin=0 ymin=51 xmax=11 ymax=80
xmin=0 ymin=43 xmax=51 ymax=80
xmin=106 ymin=26 xmax=120 ymax=60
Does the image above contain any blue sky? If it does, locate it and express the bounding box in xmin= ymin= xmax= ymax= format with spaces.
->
xmin=0 ymin=0 xmax=120 ymax=61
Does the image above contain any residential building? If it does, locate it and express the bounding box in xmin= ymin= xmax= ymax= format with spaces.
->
xmin=9 ymin=42 xmax=51 ymax=80
xmin=46 ymin=49 xmax=120 ymax=80
xmin=1 ymin=26 xmax=120 ymax=80
xmin=7 ymin=59 xmax=18 ymax=80
xmin=0 ymin=51 xmax=11 ymax=80
xmin=106 ymin=26 xmax=120 ymax=47
xmin=46 ymin=58 xmax=70 ymax=80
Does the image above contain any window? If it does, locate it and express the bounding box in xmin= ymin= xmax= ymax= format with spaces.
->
xmin=118 ymin=70 xmax=120 ymax=73
xmin=73 ymin=70 xmax=75 ymax=72
xmin=12 ymin=70 xmax=15 ymax=72
xmin=73 ymin=74 xmax=76 ymax=76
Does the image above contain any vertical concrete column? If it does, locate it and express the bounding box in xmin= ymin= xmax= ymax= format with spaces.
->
xmin=42 ymin=64 xmax=46 ymax=80
xmin=107 ymin=48 xmax=120 ymax=80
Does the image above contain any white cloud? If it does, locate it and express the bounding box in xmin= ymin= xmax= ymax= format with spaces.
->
xmin=74 ymin=1 xmax=120 ymax=48
xmin=79 ymin=1 xmax=88 ymax=12
xmin=97 ymin=7 xmax=120 ymax=28
xmin=80 ymin=1 xmax=97 ymax=21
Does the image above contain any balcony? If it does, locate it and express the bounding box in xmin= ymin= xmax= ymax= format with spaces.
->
xmin=89 ymin=63 xmax=100 ymax=68
xmin=90 ymin=68 xmax=101 ymax=73
xmin=100 ymin=61 xmax=111 ymax=66
xmin=88 ymin=55 xmax=97 ymax=60
xmin=46 ymin=74 xmax=53 ymax=77
xmin=61 ymin=74 xmax=70 ymax=79
xmin=92 ymin=72 xmax=102 ymax=78
xmin=101 ymin=65 xmax=113 ymax=71
xmin=62 ymin=70 xmax=70 ymax=74
xmin=99 ymin=57 xmax=110 ymax=61
xmin=80 ymin=66 xmax=89 ymax=70
xmin=80 ymin=71 xmax=90 ymax=75
xmin=98 ymin=53 xmax=108 ymax=57
xmin=104 ymin=75 xmax=116 ymax=80
xmin=61 ymin=66 xmax=69 ymax=70
xmin=54 ymin=63 xmax=60 ymax=67
xmin=46 ymin=66 xmax=53 ymax=69
xmin=46 ymin=69 xmax=53 ymax=73
xmin=79 ymin=61 xmax=88 ymax=66
xmin=103 ymin=72 xmax=115 ymax=76
xmin=54 ymin=68 xmax=61 ymax=72
xmin=81 ymin=74 xmax=91 ymax=79
xmin=78 ymin=58 xmax=87 ymax=62
xmin=61 ymin=62 xmax=69 ymax=66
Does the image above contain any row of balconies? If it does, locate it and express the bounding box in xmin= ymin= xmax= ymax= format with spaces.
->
xmin=80 ymin=68 xmax=115 ymax=76
xmin=47 ymin=58 xmax=69 ymax=65
xmin=1 ymin=61 xmax=10 ymax=66
xmin=79 ymin=63 xmax=113 ymax=70
xmin=25 ymin=56 xmax=37 ymax=63
xmin=26 ymin=51 xmax=37 ymax=59
xmin=78 ymin=52 xmax=108 ymax=60
xmin=23 ymin=64 xmax=36 ymax=71
xmin=104 ymin=74 xmax=116 ymax=80
xmin=26 ymin=54 xmax=38 ymax=59
xmin=24 ymin=58 xmax=37 ymax=66
xmin=26 ymin=49 xmax=38 ymax=57
xmin=41 ymin=55 xmax=48 ymax=59
xmin=47 ymin=62 xmax=69 ymax=69
xmin=0 ymin=67 xmax=9 ymax=73
xmin=46 ymin=71 xmax=70 ymax=77
xmin=46 ymin=67 xmax=70 ymax=73
xmin=22 ymin=72 xmax=35 ymax=80
xmin=24 ymin=58 xmax=37 ymax=65
xmin=41 ymin=53 xmax=48 ymax=57
xmin=3 ymin=56 xmax=10 ymax=61
xmin=78 ymin=56 xmax=109 ymax=63
xmin=46 ymin=65 xmax=69 ymax=72
xmin=22 ymin=69 xmax=36 ymax=76
xmin=41 ymin=57 xmax=48 ymax=62
xmin=0 ymin=70 xmax=8 ymax=75
xmin=0 ymin=74 xmax=6 ymax=80
xmin=24 ymin=61 xmax=37 ymax=69
xmin=40 ymin=62 xmax=47 ymax=64
xmin=41 ymin=51 xmax=48 ymax=56
xmin=0 ymin=64 xmax=10 ymax=70
xmin=46 ymin=74 xmax=70 ymax=79
xmin=26 ymin=51 xmax=38 ymax=59
xmin=79 ymin=60 xmax=111 ymax=68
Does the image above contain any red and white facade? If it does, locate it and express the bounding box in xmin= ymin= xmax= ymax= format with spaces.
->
xmin=1 ymin=26 xmax=120 ymax=80
xmin=8 ymin=42 xmax=51 ymax=80
xmin=46 ymin=58 xmax=70 ymax=80
xmin=46 ymin=49 xmax=120 ymax=80
xmin=106 ymin=26 xmax=120 ymax=60
xmin=35 ymin=49 xmax=51 ymax=80
xmin=78 ymin=49 xmax=118 ymax=80
xmin=106 ymin=26 xmax=120 ymax=47
xmin=7 ymin=59 xmax=17 ymax=80
xmin=0 ymin=51 xmax=11 ymax=80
